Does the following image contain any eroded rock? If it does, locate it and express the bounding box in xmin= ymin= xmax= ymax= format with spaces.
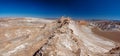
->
xmin=0 ymin=17 xmax=120 ymax=56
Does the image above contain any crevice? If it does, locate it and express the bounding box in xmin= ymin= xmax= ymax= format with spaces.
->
xmin=33 ymin=34 xmax=55 ymax=56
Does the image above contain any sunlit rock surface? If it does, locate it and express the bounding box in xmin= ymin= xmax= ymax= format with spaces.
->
xmin=0 ymin=17 xmax=120 ymax=56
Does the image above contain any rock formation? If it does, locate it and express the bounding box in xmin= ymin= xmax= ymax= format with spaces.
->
xmin=0 ymin=17 xmax=120 ymax=56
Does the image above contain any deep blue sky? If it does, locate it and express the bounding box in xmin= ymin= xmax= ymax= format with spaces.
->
xmin=0 ymin=0 xmax=120 ymax=19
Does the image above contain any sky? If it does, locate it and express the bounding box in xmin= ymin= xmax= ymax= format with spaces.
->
xmin=0 ymin=0 xmax=120 ymax=20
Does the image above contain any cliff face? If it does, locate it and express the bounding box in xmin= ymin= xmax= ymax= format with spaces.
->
xmin=0 ymin=18 xmax=120 ymax=56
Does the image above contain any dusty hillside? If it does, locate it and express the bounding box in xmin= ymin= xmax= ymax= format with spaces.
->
xmin=0 ymin=17 xmax=120 ymax=56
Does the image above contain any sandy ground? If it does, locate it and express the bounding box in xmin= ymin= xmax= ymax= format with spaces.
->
xmin=92 ymin=28 xmax=120 ymax=43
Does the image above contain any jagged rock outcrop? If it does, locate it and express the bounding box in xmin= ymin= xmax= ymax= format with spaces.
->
xmin=0 ymin=17 xmax=120 ymax=56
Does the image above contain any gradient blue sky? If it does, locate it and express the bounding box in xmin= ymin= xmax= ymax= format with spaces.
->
xmin=0 ymin=0 xmax=120 ymax=19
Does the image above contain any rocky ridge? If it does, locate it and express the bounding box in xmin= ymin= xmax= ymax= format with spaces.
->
xmin=0 ymin=17 xmax=120 ymax=56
